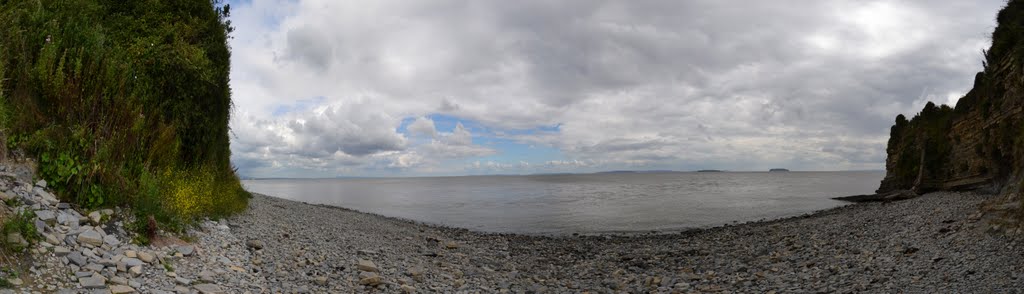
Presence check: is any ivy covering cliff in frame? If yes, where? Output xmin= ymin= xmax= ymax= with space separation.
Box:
xmin=878 ymin=0 xmax=1024 ymax=205
xmin=0 ymin=0 xmax=248 ymax=239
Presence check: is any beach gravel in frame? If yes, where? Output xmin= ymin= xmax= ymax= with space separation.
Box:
xmin=3 ymin=161 xmax=1022 ymax=293
xmin=227 ymin=191 xmax=1023 ymax=293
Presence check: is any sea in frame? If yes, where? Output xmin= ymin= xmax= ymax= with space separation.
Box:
xmin=242 ymin=171 xmax=884 ymax=235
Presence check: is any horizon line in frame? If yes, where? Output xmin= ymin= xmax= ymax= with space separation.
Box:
xmin=241 ymin=169 xmax=886 ymax=180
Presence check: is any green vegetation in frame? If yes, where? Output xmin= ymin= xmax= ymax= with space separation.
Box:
xmin=0 ymin=0 xmax=249 ymax=240
xmin=886 ymin=102 xmax=956 ymax=190
xmin=1 ymin=210 xmax=38 ymax=253
xmin=0 ymin=267 xmax=14 ymax=288
xmin=986 ymin=0 xmax=1024 ymax=72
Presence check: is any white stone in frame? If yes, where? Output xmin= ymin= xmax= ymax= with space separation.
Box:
xmin=88 ymin=211 xmax=102 ymax=224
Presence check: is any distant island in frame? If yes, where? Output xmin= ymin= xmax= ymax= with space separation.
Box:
xmin=697 ymin=169 xmax=724 ymax=172
xmin=769 ymin=168 xmax=790 ymax=172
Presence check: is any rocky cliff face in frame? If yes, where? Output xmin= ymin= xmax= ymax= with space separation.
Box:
xmin=878 ymin=1 xmax=1024 ymax=198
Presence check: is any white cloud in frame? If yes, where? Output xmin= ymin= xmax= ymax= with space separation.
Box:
xmin=227 ymin=0 xmax=1005 ymax=177
xmin=407 ymin=117 xmax=437 ymax=138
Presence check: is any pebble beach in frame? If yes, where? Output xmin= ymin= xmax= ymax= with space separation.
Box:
xmin=3 ymin=174 xmax=1023 ymax=293
xmin=230 ymin=192 xmax=1023 ymax=293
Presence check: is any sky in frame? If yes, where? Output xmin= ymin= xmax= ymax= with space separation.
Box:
xmin=225 ymin=0 xmax=1006 ymax=178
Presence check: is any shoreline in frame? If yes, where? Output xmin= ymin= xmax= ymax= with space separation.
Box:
xmin=297 ymin=193 xmax=855 ymax=238
xmin=228 ymin=190 xmax=1024 ymax=292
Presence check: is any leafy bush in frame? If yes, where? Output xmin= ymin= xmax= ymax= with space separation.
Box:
xmin=0 ymin=0 xmax=249 ymax=236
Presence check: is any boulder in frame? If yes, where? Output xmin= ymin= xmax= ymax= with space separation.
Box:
xmin=68 ymin=251 xmax=88 ymax=266
xmin=44 ymin=233 xmax=60 ymax=245
xmin=5 ymin=232 xmax=26 ymax=247
xmin=33 ymin=219 xmax=46 ymax=234
xmin=177 ymin=245 xmax=195 ymax=256
xmin=357 ymin=259 xmax=379 ymax=272
xmin=193 ymin=283 xmax=227 ymax=294
xmin=110 ymin=285 xmax=137 ymax=294
xmin=88 ymin=211 xmax=102 ymax=224
xmin=79 ymin=276 xmax=106 ymax=289
xmin=7 ymin=278 xmax=22 ymax=286
xmin=137 ymin=251 xmax=155 ymax=264
xmin=359 ymin=272 xmax=382 ymax=286
xmin=122 ymin=257 xmax=144 ymax=267
xmin=129 ymin=265 xmax=143 ymax=277
xmin=54 ymin=246 xmax=71 ymax=256
xmin=35 ymin=210 xmax=56 ymax=225
xmin=245 ymin=240 xmax=265 ymax=250
xmin=35 ymin=188 xmax=58 ymax=204
xmin=407 ymin=266 xmax=425 ymax=282
xmin=104 ymin=234 xmax=120 ymax=247
xmin=110 ymin=276 xmax=128 ymax=285
xmin=77 ymin=230 xmax=103 ymax=247
xmin=198 ymin=270 xmax=216 ymax=283
xmin=313 ymin=276 xmax=328 ymax=286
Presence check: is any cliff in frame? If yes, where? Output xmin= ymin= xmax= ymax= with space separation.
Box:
xmin=878 ymin=1 xmax=1024 ymax=202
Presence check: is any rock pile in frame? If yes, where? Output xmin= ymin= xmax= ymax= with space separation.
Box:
xmin=0 ymin=168 xmax=262 ymax=293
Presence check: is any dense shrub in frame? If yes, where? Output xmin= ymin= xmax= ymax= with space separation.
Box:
xmin=0 ymin=0 xmax=248 ymax=236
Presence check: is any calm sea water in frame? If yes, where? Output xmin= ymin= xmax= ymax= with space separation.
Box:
xmin=242 ymin=171 xmax=883 ymax=234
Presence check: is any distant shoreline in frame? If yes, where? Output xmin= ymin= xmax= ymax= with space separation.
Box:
xmin=241 ymin=169 xmax=886 ymax=180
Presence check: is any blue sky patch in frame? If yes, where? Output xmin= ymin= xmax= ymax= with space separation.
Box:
xmin=397 ymin=114 xmax=564 ymax=167
xmin=271 ymin=96 xmax=325 ymax=117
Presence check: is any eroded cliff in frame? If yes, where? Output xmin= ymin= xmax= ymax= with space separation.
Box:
xmin=878 ymin=1 xmax=1024 ymax=201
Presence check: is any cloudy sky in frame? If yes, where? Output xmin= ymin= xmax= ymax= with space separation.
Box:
xmin=225 ymin=0 xmax=1005 ymax=178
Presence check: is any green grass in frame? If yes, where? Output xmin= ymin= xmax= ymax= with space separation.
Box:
xmin=0 ymin=0 xmax=249 ymax=239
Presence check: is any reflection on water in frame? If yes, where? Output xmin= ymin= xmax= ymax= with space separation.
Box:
xmin=243 ymin=171 xmax=883 ymax=234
